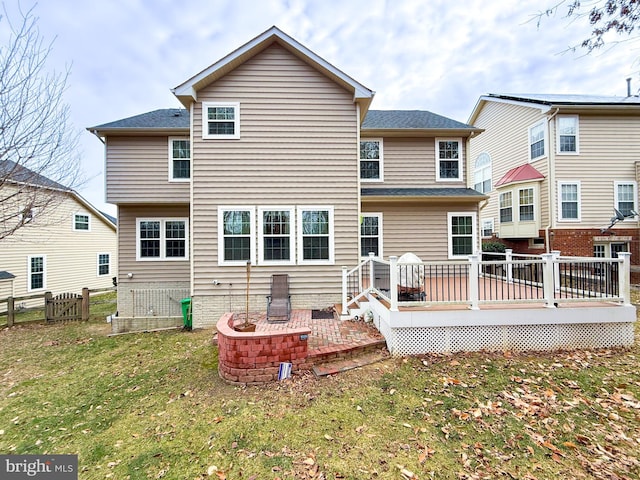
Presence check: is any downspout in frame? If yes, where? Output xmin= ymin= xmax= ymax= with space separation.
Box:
xmin=545 ymin=108 xmax=560 ymax=252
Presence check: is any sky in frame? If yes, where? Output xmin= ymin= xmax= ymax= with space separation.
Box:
xmin=2 ymin=0 xmax=639 ymax=217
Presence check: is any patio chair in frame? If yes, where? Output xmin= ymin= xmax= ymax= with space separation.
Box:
xmin=266 ymin=274 xmax=291 ymax=323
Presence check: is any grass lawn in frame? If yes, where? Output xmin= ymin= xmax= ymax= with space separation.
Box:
xmin=0 ymin=293 xmax=638 ymax=479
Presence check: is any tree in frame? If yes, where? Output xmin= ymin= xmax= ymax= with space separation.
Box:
xmin=0 ymin=4 xmax=82 ymax=239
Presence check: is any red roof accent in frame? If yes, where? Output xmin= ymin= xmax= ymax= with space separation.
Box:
xmin=495 ymin=164 xmax=545 ymax=187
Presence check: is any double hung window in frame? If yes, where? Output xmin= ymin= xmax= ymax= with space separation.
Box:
xmin=436 ymin=138 xmax=462 ymax=181
xmin=137 ymin=218 xmax=188 ymax=260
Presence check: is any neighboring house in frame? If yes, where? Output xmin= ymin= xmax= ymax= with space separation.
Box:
xmin=0 ymin=160 xmax=117 ymax=307
xmin=468 ymin=93 xmax=640 ymax=272
xmin=89 ymin=26 xmax=486 ymax=330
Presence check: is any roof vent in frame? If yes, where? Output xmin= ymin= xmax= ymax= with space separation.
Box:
xmin=627 ymin=77 xmax=632 ymax=97
xmin=173 ymin=111 xmax=181 ymax=117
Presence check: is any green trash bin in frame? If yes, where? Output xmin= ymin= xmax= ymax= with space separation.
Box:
xmin=180 ymin=298 xmax=192 ymax=331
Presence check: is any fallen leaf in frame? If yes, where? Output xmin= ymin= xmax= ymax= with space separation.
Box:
xmin=324 ymin=434 xmax=334 ymax=441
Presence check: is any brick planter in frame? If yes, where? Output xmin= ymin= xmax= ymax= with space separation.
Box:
xmin=216 ymin=313 xmax=312 ymax=384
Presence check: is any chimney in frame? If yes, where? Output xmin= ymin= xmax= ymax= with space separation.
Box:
xmin=627 ymin=77 xmax=632 ymax=97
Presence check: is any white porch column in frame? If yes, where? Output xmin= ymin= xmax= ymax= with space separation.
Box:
xmin=389 ymin=255 xmax=399 ymax=312
xmin=617 ymin=252 xmax=632 ymax=306
xmin=551 ymin=250 xmax=561 ymax=293
xmin=369 ymin=252 xmax=376 ymax=291
xmin=468 ymin=254 xmax=480 ymax=310
xmin=505 ymin=249 xmax=513 ymax=284
xmin=541 ymin=253 xmax=556 ymax=308
xmin=341 ymin=266 xmax=349 ymax=318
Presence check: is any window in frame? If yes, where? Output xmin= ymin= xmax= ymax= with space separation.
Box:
xmin=436 ymin=138 xmax=462 ymax=181
xmin=519 ymin=188 xmax=534 ymax=221
xmin=558 ymin=182 xmax=580 ymax=221
xmin=19 ymin=206 xmax=35 ymax=224
xmin=481 ymin=218 xmax=494 ymax=238
xmin=473 ymin=152 xmax=492 ymax=193
xmin=97 ymin=253 xmax=111 ymax=276
xmin=615 ymin=181 xmax=636 ymax=217
xmin=169 ymin=137 xmax=190 ymax=180
xmin=499 ymin=192 xmax=512 ymax=223
xmin=28 ymin=255 xmax=45 ymax=291
xmin=298 ymin=207 xmax=334 ymax=264
xmin=136 ymin=218 xmax=188 ymax=260
xmin=361 ymin=213 xmax=382 ymax=257
xmin=202 ymin=102 xmax=240 ymax=139
xmin=258 ymin=208 xmax=294 ymax=264
xmin=528 ymin=120 xmax=546 ymax=160
xmin=556 ymin=115 xmax=579 ymax=154
xmin=448 ymin=213 xmax=476 ymax=259
xmin=359 ymin=139 xmax=383 ymax=181
xmin=74 ymin=213 xmax=90 ymax=231
xmin=218 ymin=208 xmax=255 ymax=265
xmin=593 ymin=244 xmax=606 ymax=258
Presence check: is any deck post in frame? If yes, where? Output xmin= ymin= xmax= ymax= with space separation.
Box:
xmin=341 ymin=266 xmax=349 ymax=318
xmin=617 ymin=252 xmax=632 ymax=306
xmin=505 ymin=249 xmax=513 ymax=283
xmin=389 ymin=256 xmax=399 ymax=311
xmin=541 ymin=253 xmax=556 ymax=308
xmin=551 ymin=250 xmax=561 ymax=293
xmin=369 ymin=252 xmax=376 ymax=291
xmin=468 ymin=254 xmax=480 ymax=310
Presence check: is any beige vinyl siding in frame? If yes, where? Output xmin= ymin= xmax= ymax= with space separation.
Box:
xmin=106 ymin=136 xmax=190 ymax=204
xmin=116 ymin=204 xmax=190 ymax=284
xmin=0 ymin=188 xmax=117 ymax=304
xmin=191 ymin=43 xmax=360 ymax=300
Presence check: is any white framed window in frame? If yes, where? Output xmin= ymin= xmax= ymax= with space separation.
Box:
xmin=473 ymin=152 xmax=492 ymax=193
xmin=136 ymin=218 xmax=189 ymax=261
xmin=202 ymin=102 xmax=240 ymax=139
xmin=19 ymin=206 xmax=35 ymax=224
xmin=499 ymin=191 xmax=512 ymax=223
xmin=360 ymin=213 xmax=383 ymax=258
xmin=168 ymin=137 xmax=190 ymax=181
xmin=519 ymin=187 xmax=535 ymax=221
xmin=27 ymin=255 xmax=46 ymax=291
xmin=360 ymin=139 xmax=383 ymax=181
xmin=218 ymin=207 xmax=255 ymax=265
xmin=481 ymin=218 xmax=494 ymax=238
xmin=73 ymin=213 xmax=90 ymax=231
xmin=528 ymin=120 xmax=547 ymax=161
xmin=615 ymin=181 xmax=637 ymax=217
xmin=558 ymin=181 xmax=581 ymax=221
xmin=298 ymin=207 xmax=334 ymax=264
xmin=556 ymin=115 xmax=579 ymax=154
xmin=258 ymin=207 xmax=295 ymax=265
xmin=447 ymin=213 xmax=476 ymax=259
xmin=435 ymin=138 xmax=463 ymax=181
xmin=97 ymin=253 xmax=111 ymax=276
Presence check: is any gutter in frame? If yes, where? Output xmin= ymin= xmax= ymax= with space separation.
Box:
xmin=89 ymin=129 xmax=105 ymax=145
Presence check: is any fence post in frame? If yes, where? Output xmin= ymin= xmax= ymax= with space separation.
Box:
xmin=541 ymin=254 xmax=556 ymax=308
xmin=369 ymin=252 xmax=376 ymax=291
xmin=341 ymin=266 xmax=349 ymax=319
xmin=505 ymin=249 xmax=513 ymax=284
xmin=44 ymin=291 xmax=52 ymax=322
xmin=82 ymin=287 xmax=90 ymax=320
xmin=617 ymin=252 xmax=631 ymax=306
xmin=7 ymin=297 xmax=14 ymax=327
xmin=468 ymin=254 xmax=480 ymax=310
xmin=551 ymin=250 xmax=561 ymax=293
xmin=389 ymin=256 xmax=399 ymax=312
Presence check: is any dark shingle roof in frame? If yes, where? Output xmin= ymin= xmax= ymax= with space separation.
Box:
xmin=0 ymin=159 xmax=69 ymax=190
xmin=89 ymin=109 xmax=189 ymax=130
xmin=362 ymin=110 xmax=476 ymax=130
xmin=100 ymin=211 xmax=117 ymax=226
xmin=487 ymin=93 xmax=640 ymax=106
xmin=361 ymin=187 xmax=486 ymax=198
xmin=0 ymin=271 xmax=16 ymax=280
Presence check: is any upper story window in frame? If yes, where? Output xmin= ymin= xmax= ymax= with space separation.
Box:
xmin=202 ymin=102 xmax=240 ymax=140
xmin=169 ymin=137 xmax=190 ymax=181
xmin=258 ymin=208 xmax=295 ymax=265
xmin=519 ymin=188 xmax=535 ymax=221
xmin=528 ymin=120 xmax=546 ymax=161
xmin=481 ymin=218 xmax=494 ymax=238
xmin=499 ymin=191 xmax=512 ymax=223
xmin=448 ymin=213 xmax=475 ymax=259
xmin=556 ymin=115 xmax=579 ymax=154
xmin=218 ymin=207 xmax=255 ymax=265
xmin=473 ymin=152 xmax=492 ymax=193
xmin=298 ymin=207 xmax=334 ymax=264
xmin=615 ymin=181 xmax=637 ymax=217
xmin=558 ymin=181 xmax=581 ymax=221
xmin=360 ymin=213 xmax=382 ymax=257
xmin=74 ymin=213 xmax=90 ymax=231
xmin=360 ymin=139 xmax=383 ymax=181
xmin=137 ymin=218 xmax=189 ymax=261
xmin=436 ymin=138 xmax=462 ymax=181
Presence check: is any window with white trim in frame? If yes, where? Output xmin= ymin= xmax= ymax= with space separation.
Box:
xmin=28 ymin=255 xmax=45 ymax=291
xmin=136 ymin=218 xmax=188 ymax=260
xmin=202 ymin=102 xmax=240 ymax=139
xmin=556 ymin=115 xmax=579 ymax=154
xmin=360 ymin=139 xmax=383 ymax=181
xmin=519 ymin=187 xmax=534 ymax=221
xmin=298 ymin=207 xmax=334 ymax=264
xmin=19 ymin=206 xmax=35 ymax=224
xmin=258 ymin=208 xmax=295 ymax=264
xmin=448 ymin=213 xmax=476 ymax=259
xmin=473 ymin=152 xmax=491 ymax=193
xmin=615 ymin=181 xmax=636 ymax=217
xmin=499 ymin=191 xmax=512 ymax=223
xmin=360 ymin=213 xmax=382 ymax=257
xmin=558 ymin=181 xmax=580 ymax=221
xmin=169 ymin=137 xmax=190 ymax=180
xmin=481 ymin=218 xmax=494 ymax=238
xmin=435 ymin=138 xmax=462 ymax=181
xmin=97 ymin=253 xmax=111 ymax=276
xmin=528 ymin=120 xmax=546 ymax=160
xmin=218 ymin=207 xmax=255 ymax=265
xmin=74 ymin=213 xmax=90 ymax=231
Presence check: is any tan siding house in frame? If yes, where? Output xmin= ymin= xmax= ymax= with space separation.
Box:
xmin=90 ymin=27 xmax=486 ymax=330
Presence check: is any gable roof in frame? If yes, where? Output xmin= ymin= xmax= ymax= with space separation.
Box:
xmin=171 ymin=26 xmax=375 ymax=119
xmin=495 ymin=164 xmax=545 ymax=187
xmin=362 ymin=110 xmax=481 ymax=135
